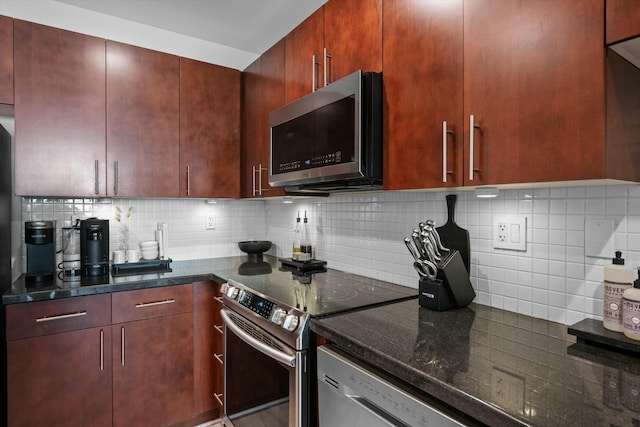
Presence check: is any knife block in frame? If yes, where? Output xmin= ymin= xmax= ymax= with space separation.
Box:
xmin=419 ymin=278 xmax=456 ymax=311
xmin=418 ymin=250 xmax=476 ymax=311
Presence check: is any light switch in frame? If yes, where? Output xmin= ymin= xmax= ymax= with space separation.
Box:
xmin=510 ymin=224 xmax=520 ymax=243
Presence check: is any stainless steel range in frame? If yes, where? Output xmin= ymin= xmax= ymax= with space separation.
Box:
xmin=218 ymin=256 xmax=416 ymax=427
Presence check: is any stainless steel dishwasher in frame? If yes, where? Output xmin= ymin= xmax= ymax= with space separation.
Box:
xmin=317 ymin=345 xmax=469 ymax=427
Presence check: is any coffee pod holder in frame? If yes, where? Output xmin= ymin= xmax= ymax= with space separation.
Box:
xmin=419 ymin=250 xmax=476 ymax=311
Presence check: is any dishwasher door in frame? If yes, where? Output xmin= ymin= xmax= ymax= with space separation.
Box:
xmin=317 ymin=345 xmax=466 ymax=427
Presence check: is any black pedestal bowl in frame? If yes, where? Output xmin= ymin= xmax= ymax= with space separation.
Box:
xmin=238 ymin=240 xmax=272 ymax=261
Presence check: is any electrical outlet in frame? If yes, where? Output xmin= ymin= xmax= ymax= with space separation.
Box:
xmin=205 ymin=214 xmax=215 ymax=230
xmin=493 ymin=215 xmax=526 ymax=251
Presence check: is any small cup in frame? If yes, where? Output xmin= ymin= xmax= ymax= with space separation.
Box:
xmin=112 ymin=250 xmax=126 ymax=264
xmin=126 ymin=249 xmax=141 ymax=263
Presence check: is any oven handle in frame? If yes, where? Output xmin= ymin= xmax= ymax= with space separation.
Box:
xmin=220 ymin=309 xmax=297 ymax=368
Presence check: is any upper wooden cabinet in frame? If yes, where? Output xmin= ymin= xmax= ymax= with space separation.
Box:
xmin=180 ymin=58 xmax=241 ymax=198
xmin=242 ymin=41 xmax=287 ymax=198
xmin=383 ymin=0 xmax=464 ymax=190
xmin=606 ymin=0 xmax=640 ymax=44
xmin=106 ymin=41 xmax=180 ymax=198
xmin=284 ymin=0 xmax=381 ymax=103
xmin=284 ymin=8 xmax=324 ymax=103
xmin=324 ymin=0 xmax=382 ymax=84
xmin=385 ymin=0 xmax=608 ymax=190
xmin=0 ymin=15 xmax=13 ymax=105
xmin=14 ymin=20 xmax=107 ymax=197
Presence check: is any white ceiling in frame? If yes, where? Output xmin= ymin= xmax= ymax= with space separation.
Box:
xmin=53 ymin=0 xmax=326 ymax=56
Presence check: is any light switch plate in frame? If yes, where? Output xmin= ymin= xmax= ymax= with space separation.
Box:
xmin=493 ymin=215 xmax=527 ymax=251
xmin=585 ymin=219 xmax=614 ymax=258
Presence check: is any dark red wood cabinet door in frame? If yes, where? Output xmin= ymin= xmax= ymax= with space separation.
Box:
xmin=14 ymin=20 xmax=106 ymax=197
xmin=106 ymin=41 xmax=180 ymax=198
xmin=606 ymin=0 xmax=640 ymax=45
xmin=0 ymin=15 xmax=13 ymax=105
xmin=112 ymin=313 xmax=194 ymax=427
xmin=180 ymin=58 xmax=241 ymax=198
xmin=284 ymin=7 xmax=324 ymax=103
xmin=193 ymin=281 xmax=223 ymax=416
xmin=242 ymin=58 xmax=263 ymax=198
xmin=463 ymin=0 xmax=604 ymax=185
xmin=7 ymin=327 xmax=113 ymax=427
xmin=324 ymin=0 xmax=382 ymax=84
xmin=383 ymin=0 xmax=463 ymax=190
xmin=259 ymin=40 xmax=286 ymax=197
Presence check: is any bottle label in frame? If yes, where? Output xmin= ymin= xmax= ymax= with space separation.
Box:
xmin=604 ymin=281 xmax=631 ymax=326
xmin=623 ymin=298 xmax=640 ymax=338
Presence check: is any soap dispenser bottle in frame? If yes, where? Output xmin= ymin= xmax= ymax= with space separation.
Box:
xmin=622 ymin=269 xmax=640 ymax=341
xmin=603 ymin=251 xmax=634 ymax=332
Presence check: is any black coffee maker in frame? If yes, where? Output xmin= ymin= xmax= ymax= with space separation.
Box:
xmin=80 ymin=218 xmax=110 ymax=276
xmin=25 ymin=220 xmax=56 ymax=282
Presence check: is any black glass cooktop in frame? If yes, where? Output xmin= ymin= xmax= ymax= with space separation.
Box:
xmin=218 ymin=255 xmax=417 ymax=318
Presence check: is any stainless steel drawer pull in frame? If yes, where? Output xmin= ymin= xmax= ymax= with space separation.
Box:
xmin=186 ymin=165 xmax=191 ymax=196
xmin=469 ymin=115 xmax=481 ymax=181
xmin=214 ymin=393 xmax=223 ymax=407
xmin=100 ymin=329 xmax=104 ymax=371
xmin=135 ymin=299 xmax=176 ymax=308
xmin=214 ymin=325 xmax=223 ymax=334
xmin=121 ymin=327 xmax=125 ymax=366
xmin=442 ymin=121 xmax=454 ymax=183
xmin=213 ymin=296 xmax=223 ymax=304
xmin=214 ymin=353 xmax=223 ymax=365
xmin=35 ymin=311 xmax=87 ymax=323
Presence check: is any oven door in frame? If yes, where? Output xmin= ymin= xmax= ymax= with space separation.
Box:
xmin=221 ymin=308 xmax=309 ymax=427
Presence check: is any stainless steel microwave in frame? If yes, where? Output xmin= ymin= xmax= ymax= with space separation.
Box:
xmin=269 ymin=70 xmax=382 ymax=193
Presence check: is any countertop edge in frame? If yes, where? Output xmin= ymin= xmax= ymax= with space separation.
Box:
xmin=311 ymin=319 xmax=530 ymax=427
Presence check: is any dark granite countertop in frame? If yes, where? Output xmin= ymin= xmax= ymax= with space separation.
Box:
xmin=3 ymin=256 xmax=249 ymax=304
xmin=311 ymin=300 xmax=640 ymax=427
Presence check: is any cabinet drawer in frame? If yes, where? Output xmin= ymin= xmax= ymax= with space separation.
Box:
xmin=6 ymin=293 xmax=111 ymax=340
xmin=112 ymin=284 xmax=193 ymax=323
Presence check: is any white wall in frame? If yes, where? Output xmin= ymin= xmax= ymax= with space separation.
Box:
xmin=20 ymin=184 xmax=640 ymax=326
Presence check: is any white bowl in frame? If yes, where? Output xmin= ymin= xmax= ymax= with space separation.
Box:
xmin=141 ymin=252 xmax=159 ymax=260
xmin=140 ymin=241 xmax=158 ymax=249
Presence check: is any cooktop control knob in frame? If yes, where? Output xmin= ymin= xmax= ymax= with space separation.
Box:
xmin=271 ymin=308 xmax=286 ymax=325
xmin=237 ymin=289 xmax=246 ymax=302
xmin=226 ymin=286 xmax=239 ymax=300
xmin=282 ymin=314 xmax=299 ymax=331
xmin=220 ymin=283 xmax=229 ymax=294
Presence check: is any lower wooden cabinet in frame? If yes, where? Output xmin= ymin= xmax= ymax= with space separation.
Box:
xmin=6 ymin=294 xmax=113 ymax=427
xmin=193 ymin=280 xmax=224 ymax=418
xmin=5 ymin=282 xmax=225 ymax=427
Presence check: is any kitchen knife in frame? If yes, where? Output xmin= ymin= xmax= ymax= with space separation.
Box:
xmin=421 ymin=229 xmax=441 ymax=258
xmin=427 ymin=219 xmax=450 ymax=252
xmin=403 ymin=237 xmax=422 ymax=262
xmin=411 ymin=230 xmax=427 ymax=260
xmin=423 ymin=238 xmax=441 ymax=263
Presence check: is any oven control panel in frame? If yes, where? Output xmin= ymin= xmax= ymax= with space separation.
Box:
xmin=222 ymin=283 xmax=301 ymax=332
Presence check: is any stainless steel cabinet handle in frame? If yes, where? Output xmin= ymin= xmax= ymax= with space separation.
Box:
xmin=214 ymin=353 xmax=223 ymax=365
xmin=214 ymin=325 xmax=223 ymax=334
xmin=323 ymin=48 xmax=332 ymax=87
xmin=100 ymin=329 xmax=104 ymax=371
xmin=312 ymin=54 xmax=317 ymax=92
xmin=35 ymin=311 xmax=87 ymax=323
xmin=469 ymin=115 xmax=480 ymax=181
xmin=442 ymin=121 xmax=454 ymax=183
xmin=121 ymin=327 xmax=125 ymax=366
xmin=114 ymin=161 xmax=119 ymax=195
xmin=213 ymin=393 xmax=223 ymax=407
xmin=186 ymin=165 xmax=191 ymax=196
xmin=94 ymin=160 xmax=100 ymax=195
xmin=213 ymin=296 xmax=223 ymax=304
xmin=252 ymin=165 xmax=257 ymax=196
xmin=135 ymin=299 xmax=175 ymax=308
xmin=258 ymin=163 xmax=263 ymax=196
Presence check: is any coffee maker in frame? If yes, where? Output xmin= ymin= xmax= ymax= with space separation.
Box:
xmin=80 ymin=218 xmax=110 ymax=276
xmin=25 ymin=221 xmax=56 ymax=282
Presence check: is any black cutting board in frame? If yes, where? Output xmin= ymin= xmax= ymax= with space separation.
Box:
xmin=436 ymin=194 xmax=470 ymax=276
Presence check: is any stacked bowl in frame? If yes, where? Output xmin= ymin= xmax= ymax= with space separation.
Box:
xmin=140 ymin=241 xmax=159 ymax=260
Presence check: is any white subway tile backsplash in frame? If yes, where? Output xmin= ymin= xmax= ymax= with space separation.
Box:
xmin=19 ymin=183 xmax=640 ymax=326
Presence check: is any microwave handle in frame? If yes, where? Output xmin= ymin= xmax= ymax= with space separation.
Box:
xmin=221 ymin=309 xmax=296 ymax=367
